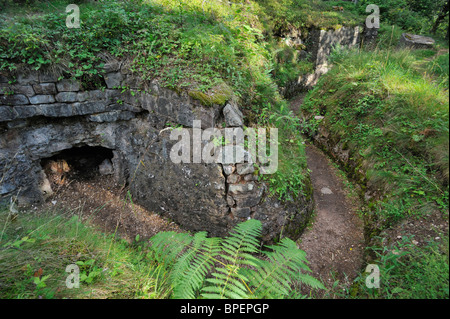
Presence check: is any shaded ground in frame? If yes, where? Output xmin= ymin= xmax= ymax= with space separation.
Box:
xmin=289 ymin=92 xmax=307 ymax=117
xmin=290 ymin=94 xmax=365 ymax=297
xmin=298 ymin=143 xmax=365 ymax=297
xmin=37 ymin=171 xmax=180 ymax=243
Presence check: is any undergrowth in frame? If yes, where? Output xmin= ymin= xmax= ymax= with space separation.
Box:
xmin=0 ymin=208 xmax=165 ymax=299
xmin=0 ymin=208 xmax=323 ymax=299
xmin=300 ymin=41 xmax=449 ymax=299
xmin=302 ymin=47 xmax=449 ymax=224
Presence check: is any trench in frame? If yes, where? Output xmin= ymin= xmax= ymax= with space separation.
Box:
xmin=290 ymin=94 xmax=366 ymax=297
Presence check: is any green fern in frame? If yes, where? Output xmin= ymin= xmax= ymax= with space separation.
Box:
xmin=202 ymin=220 xmax=262 ymax=299
xmin=245 ymin=238 xmax=324 ymax=298
xmin=171 ymin=232 xmax=222 ymax=299
xmin=149 ymin=219 xmax=324 ymax=299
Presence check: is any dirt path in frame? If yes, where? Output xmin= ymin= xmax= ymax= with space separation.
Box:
xmin=290 ymin=95 xmax=365 ymax=297
xmin=299 ymin=144 xmax=365 ymax=297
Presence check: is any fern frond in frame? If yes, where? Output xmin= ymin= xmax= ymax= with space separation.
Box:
xmin=149 ymin=219 xmax=323 ymax=300
xmin=172 ymin=233 xmax=222 ymax=299
xmin=297 ymin=273 xmax=324 ymax=290
xmin=169 ymin=232 xmax=208 ymax=295
xmin=248 ymin=238 xmax=325 ymax=298
xmin=150 ymin=231 xmax=193 ymax=266
xmin=202 ymin=268 xmax=250 ymax=299
xmin=222 ymin=219 xmax=261 ymax=264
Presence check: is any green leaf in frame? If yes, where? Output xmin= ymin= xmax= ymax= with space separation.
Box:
xmin=149 ymin=219 xmax=321 ymax=299
xmin=80 ymin=273 xmax=88 ymax=282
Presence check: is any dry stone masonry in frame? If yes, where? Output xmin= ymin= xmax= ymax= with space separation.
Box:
xmin=0 ymin=64 xmax=314 ymax=242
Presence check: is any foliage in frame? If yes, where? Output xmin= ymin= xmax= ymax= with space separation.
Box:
xmin=302 ymin=47 xmax=449 ymax=224
xmin=270 ymin=40 xmax=314 ymax=88
xmin=0 ymin=209 xmax=168 ymax=299
xmin=0 ymin=0 xmax=266 ymax=106
xmin=353 ymin=235 xmax=449 ymax=299
xmin=150 ymin=219 xmax=323 ymax=299
xmin=427 ymin=52 xmax=449 ymax=86
xmin=256 ymin=0 xmax=362 ymax=32
xmin=357 ymin=0 xmax=449 ymax=37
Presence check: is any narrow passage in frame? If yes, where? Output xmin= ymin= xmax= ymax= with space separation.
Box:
xmin=292 ymin=96 xmax=365 ymax=297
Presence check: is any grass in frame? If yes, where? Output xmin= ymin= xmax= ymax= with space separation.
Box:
xmin=302 ymin=46 xmax=449 ymax=224
xmin=300 ymin=38 xmax=449 ymax=299
xmin=0 ymin=0 xmax=318 ymax=200
xmin=0 ymin=207 xmax=171 ymax=299
xmin=351 ymin=235 xmax=449 ymax=299
xmin=0 ymin=0 xmax=363 ymax=106
xmin=0 ymin=0 xmax=266 ymax=103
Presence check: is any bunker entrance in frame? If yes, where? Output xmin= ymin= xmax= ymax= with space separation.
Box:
xmin=40 ymin=146 xmax=115 ymax=188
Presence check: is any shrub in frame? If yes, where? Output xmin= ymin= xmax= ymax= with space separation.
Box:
xmin=150 ymin=219 xmax=324 ymax=299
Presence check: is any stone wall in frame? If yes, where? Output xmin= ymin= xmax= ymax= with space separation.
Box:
xmin=0 ymin=64 xmax=314 ymax=242
xmin=280 ymin=25 xmax=361 ymax=98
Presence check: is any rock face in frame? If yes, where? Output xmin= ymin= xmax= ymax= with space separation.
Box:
xmin=281 ymin=25 xmax=361 ymax=98
xmin=223 ymin=103 xmax=244 ymax=127
xmin=99 ymin=159 xmax=114 ymax=175
xmin=362 ymin=26 xmax=379 ymax=48
xmin=399 ymin=33 xmax=435 ymax=49
xmin=0 ymin=65 xmax=314 ymax=242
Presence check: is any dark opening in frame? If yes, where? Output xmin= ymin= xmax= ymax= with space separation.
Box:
xmin=40 ymin=146 xmax=114 ymax=181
